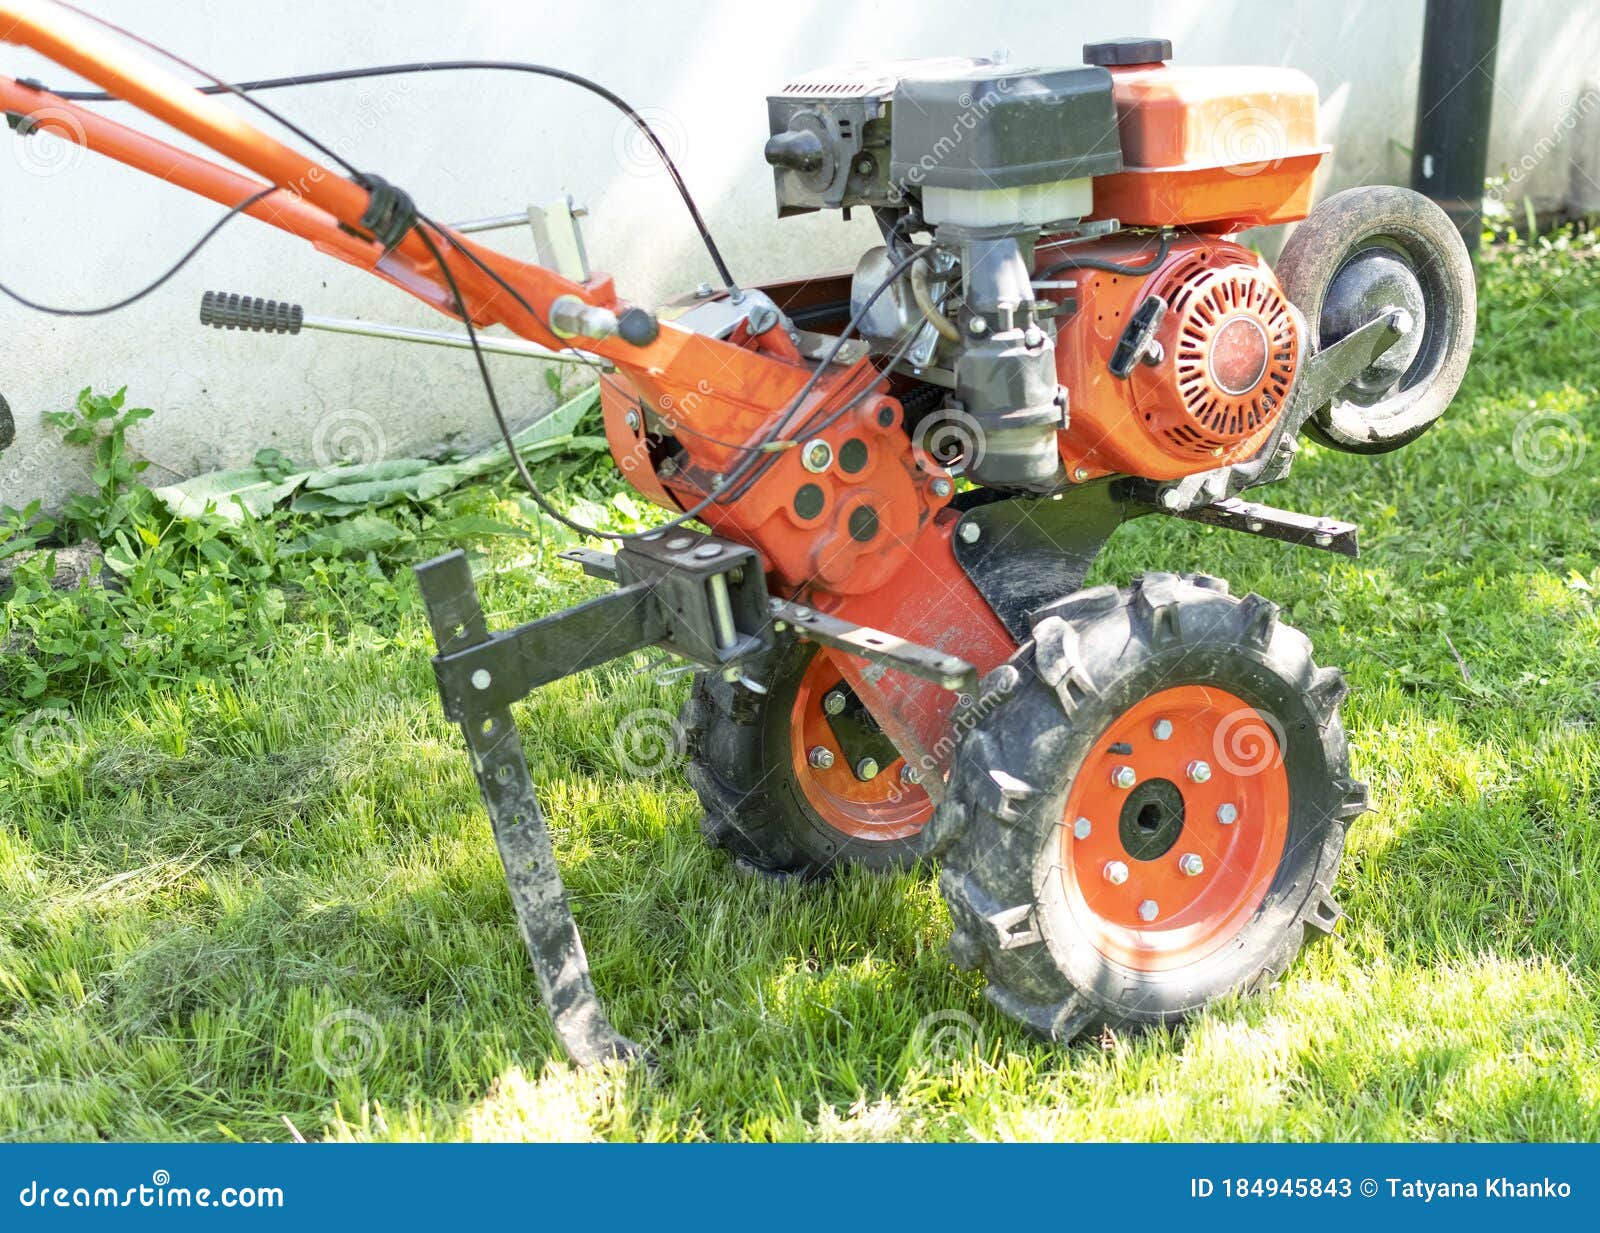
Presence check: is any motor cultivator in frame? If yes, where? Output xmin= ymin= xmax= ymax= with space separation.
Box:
xmin=3 ymin=7 xmax=1475 ymax=1064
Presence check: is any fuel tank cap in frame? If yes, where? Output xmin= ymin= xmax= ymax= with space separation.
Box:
xmin=1083 ymin=37 xmax=1172 ymax=66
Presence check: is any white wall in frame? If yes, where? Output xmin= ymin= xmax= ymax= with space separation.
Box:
xmin=4 ymin=0 xmax=1596 ymax=508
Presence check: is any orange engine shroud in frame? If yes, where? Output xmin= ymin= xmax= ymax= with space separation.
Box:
xmin=1051 ymin=234 xmax=1300 ymax=483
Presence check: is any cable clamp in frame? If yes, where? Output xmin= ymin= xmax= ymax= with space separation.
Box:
xmin=352 ymin=172 xmax=417 ymax=252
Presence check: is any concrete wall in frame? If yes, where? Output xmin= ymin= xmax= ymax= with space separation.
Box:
xmin=4 ymin=0 xmax=1597 ymax=509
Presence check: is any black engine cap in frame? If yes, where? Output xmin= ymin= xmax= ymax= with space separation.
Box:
xmin=1083 ymin=37 xmax=1172 ymax=66
xmin=617 ymin=306 xmax=660 ymax=347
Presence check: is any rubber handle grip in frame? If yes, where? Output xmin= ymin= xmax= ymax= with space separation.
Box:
xmin=199 ymin=290 xmax=303 ymax=334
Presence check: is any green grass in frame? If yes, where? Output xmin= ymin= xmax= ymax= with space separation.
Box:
xmin=2 ymin=233 xmax=1598 ymax=1142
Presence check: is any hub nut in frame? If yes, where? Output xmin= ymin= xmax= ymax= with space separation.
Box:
xmin=1178 ymin=853 xmax=1205 ymax=877
xmin=1217 ymin=802 xmax=1238 ymax=825
xmin=823 ymin=690 xmax=847 ymax=716
xmin=1103 ymin=860 xmax=1130 ymax=885
xmin=855 ymin=756 xmax=880 ymax=781
xmin=1186 ymin=759 xmax=1212 ymax=784
xmin=1072 ymin=816 xmax=1092 ymax=840
xmin=1111 ymin=765 xmax=1137 ymax=790
xmin=1137 ymin=899 xmax=1160 ymax=922
xmin=808 ymin=746 xmax=835 ymax=770
xmin=1151 ymin=718 xmax=1173 ymax=741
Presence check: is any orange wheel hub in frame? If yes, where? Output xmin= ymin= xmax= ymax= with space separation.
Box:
xmin=788 ymin=653 xmax=931 ymax=841
xmin=1059 ymin=684 xmax=1289 ymax=971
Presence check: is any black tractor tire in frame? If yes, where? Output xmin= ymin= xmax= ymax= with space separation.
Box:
xmin=680 ymin=640 xmax=926 ymax=879
xmin=1276 ymin=185 xmax=1476 ymax=454
xmin=926 ymin=573 xmax=1368 ymax=1041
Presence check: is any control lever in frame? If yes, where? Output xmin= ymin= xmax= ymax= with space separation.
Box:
xmin=197 ymin=291 xmax=609 ymax=367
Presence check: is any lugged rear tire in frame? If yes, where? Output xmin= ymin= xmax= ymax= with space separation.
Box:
xmin=927 ymin=573 xmax=1368 ymax=1041
xmin=680 ymin=640 xmax=931 ymax=879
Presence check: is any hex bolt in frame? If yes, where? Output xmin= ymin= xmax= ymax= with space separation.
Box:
xmin=1137 ymin=899 xmax=1160 ymax=922
xmin=1111 ymin=765 xmax=1137 ymax=790
xmin=801 ymin=439 xmax=833 ymax=473
xmin=694 ymin=281 xmax=714 ymax=299
xmin=1179 ymin=853 xmax=1205 ymax=877
xmin=931 ymin=477 xmax=953 ymax=498
xmin=1104 ymin=860 xmax=1130 ymax=885
xmin=624 ymin=409 xmax=640 ymax=431
xmin=855 ymin=756 xmax=880 ymax=781
xmin=1072 ymin=467 xmax=1090 ymax=482
xmin=1217 ymin=802 xmax=1238 ymax=825
xmin=1072 ymin=816 xmax=1092 ymax=840
xmin=901 ymin=763 xmax=923 ymax=786
xmin=808 ymin=746 xmax=835 ymax=770
xmin=958 ymin=521 xmax=981 ymax=544
xmin=471 ymin=669 xmax=493 ymax=691
xmin=1151 ymin=718 xmax=1173 ymax=741
xmin=1186 ymin=759 xmax=1212 ymax=784
xmin=823 ymin=690 xmax=847 ymax=716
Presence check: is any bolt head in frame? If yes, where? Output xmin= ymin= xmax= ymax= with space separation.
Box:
xmin=1103 ymin=860 xmax=1129 ymax=885
xmin=807 ymin=746 xmax=835 ymax=770
xmin=1186 ymin=759 xmax=1212 ymax=784
xmin=958 ymin=521 xmax=981 ymax=544
xmin=470 ymin=669 xmax=493 ymax=691
xmin=1072 ymin=467 xmax=1090 ymax=482
xmin=855 ymin=756 xmax=880 ymax=781
xmin=1151 ymin=718 xmax=1173 ymax=741
xmin=900 ymin=763 xmax=923 ymax=786
xmin=1072 ymin=816 xmax=1092 ymax=840
xmin=1137 ymin=899 xmax=1159 ymax=922
xmin=1179 ymin=853 xmax=1205 ymax=877
xmin=624 ymin=409 xmax=640 ymax=430
xmin=1111 ymin=765 xmax=1137 ymax=790
xmin=1217 ymin=802 xmax=1238 ymax=825
xmin=801 ymin=439 xmax=833 ymax=473
xmin=823 ymin=690 xmax=847 ymax=716
xmin=695 ymin=281 xmax=715 ymax=298
xmin=931 ymin=477 xmax=953 ymax=498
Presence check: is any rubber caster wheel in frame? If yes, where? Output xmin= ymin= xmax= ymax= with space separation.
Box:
xmin=680 ymin=639 xmax=931 ymax=879
xmin=1276 ymin=185 xmax=1476 ymax=454
xmin=929 ymin=573 xmax=1369 ymax=1040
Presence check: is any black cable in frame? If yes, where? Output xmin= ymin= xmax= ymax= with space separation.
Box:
xmin=1036 ymin=230 xmax=1171 ymax=281
xmin=0 ymin=187 xmax=277 ymax=317
xmin=52 ymin=1 xmax=359 ymax=176
xmin=46 ymin=57 xmax=735 ymax=290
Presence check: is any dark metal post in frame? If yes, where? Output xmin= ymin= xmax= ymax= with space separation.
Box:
xmin=1411 ymin=0 xmax=1502 ymax=253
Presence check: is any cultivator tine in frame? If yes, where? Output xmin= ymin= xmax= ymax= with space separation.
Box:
xmin=415 ymin=552 xmax=643 ymax=1066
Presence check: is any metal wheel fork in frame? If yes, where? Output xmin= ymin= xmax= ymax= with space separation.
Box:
xmin=415 ymin=552 xmax=642 ymax=1066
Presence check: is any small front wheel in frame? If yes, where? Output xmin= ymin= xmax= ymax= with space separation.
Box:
xmin=931 ymin=573 xmax=1367 ymax=1040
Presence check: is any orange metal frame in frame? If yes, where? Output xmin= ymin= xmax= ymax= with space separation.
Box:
xmin=0 ymin=0 xmax=1019 ymax=778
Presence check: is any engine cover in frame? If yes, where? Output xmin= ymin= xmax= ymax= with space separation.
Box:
xmin=1054 ymin=236 xmax=1299 ymax=481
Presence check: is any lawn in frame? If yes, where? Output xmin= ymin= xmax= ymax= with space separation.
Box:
xmin=1 ymin=232 xmax=1597 ymax=1142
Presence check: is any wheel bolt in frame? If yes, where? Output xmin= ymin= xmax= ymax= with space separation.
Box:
xmin=808 ymin=746 xmax=834 ymax=770
xmin=1179 ymin=853 xmax=1205 ymax=877
xmin=1103 ymin=860 xmax=1129 ymax=885
xmin=1217 ymin=802 xmax=1238 ymax=825
xmin=1186 ymin=759 xmax=1212 ymax=783
xmin=1137 ymin=899 xmax=1159 ymax=922
xmin=855 ymin=756 xmax=880 ymax=781
xmin=1151 ymin=718 xmax=1173 ymax=741
xmin=823 ymin=690 xmax=847 ymax=716
xmin=1111 ymin=765 xmax=1137 ymax=789
xmin=1072 ymin=816 xmax=1092 ymax=840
